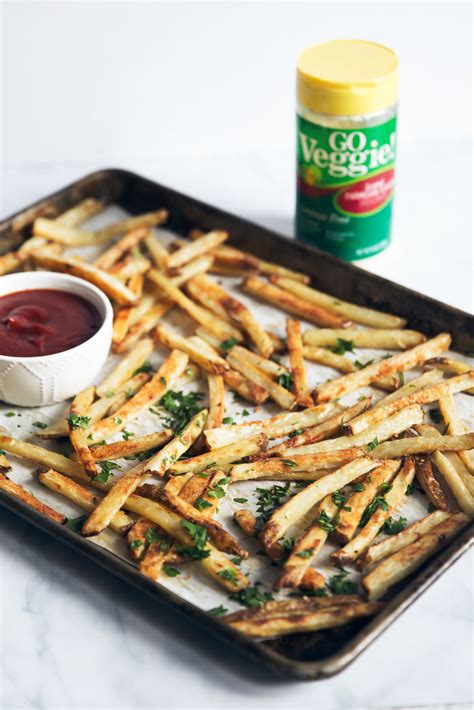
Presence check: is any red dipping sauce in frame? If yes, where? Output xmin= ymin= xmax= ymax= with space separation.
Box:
xmin=0 ymin=289 xmax=102 ymax=357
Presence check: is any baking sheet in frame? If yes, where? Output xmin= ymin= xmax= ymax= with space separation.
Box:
xmin=1 ymin=204 xmax=473 ymax=620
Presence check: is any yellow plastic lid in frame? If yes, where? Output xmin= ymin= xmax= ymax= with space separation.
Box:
xmin=297 ymin=40 xmax=399 ymax=116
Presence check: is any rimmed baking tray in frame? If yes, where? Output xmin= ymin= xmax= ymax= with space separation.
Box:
xmin=0 ymin=168 xmax=472 ymax=680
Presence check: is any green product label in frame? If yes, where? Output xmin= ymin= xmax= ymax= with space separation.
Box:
xmin=295 ymin=114 xmax=397 ymax=260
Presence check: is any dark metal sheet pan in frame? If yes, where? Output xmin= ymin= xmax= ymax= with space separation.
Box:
xmin=0 ymin=168 xmax=472 ymax=680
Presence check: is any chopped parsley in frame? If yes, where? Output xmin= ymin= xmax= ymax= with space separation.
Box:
xmin=159 ymin=376 xmax=167 ymax=385
xmin=316 ymin=509 xmax=338 ymax=533
xmin=406 ymin=483 xmax=415 ymax=495
xmin=332 ymin=491 xmax=351 ymax=511
xmin=295 ymin=547 xmax=314 ymax=559
xmin=158 ymin=390 xmax=204 ymax=434
xmin=233 ymin=497 xmax=248 ymax=504
xmin=254 ymin=482 xmax=291 ymax=532
xmin=230 ymin=584 xmax=273 ymax=608
xmin=359 ymin=495 xmax=389 ymax=528
xmin=277 ymin=373 xmax=293 ymax=390
xmin=207 ymin=476 xmax=230 ymax=499
xmin=383 ymin=516 xmax=407 ymax=535
xmin=429 ymin=408 xmax=443 ymax=424
xmin=208 ymin=605 xmax=228 ymax=616
xmin=5 ymin=412 xmax=15 ymax=418
xmin=351 ymin=482 xmax=365 ymax=492
xmin=133 ymin=360 xmax=154 ymax=375
xmin=220 ymin=338 xmax=239 ymax=351
xmin=279 ymin=537 xmax=294 ymax=555
xmin=176 ymin=545 xmax=210 ymax=561
xmin=367 ymin=437 xmax=379 ymax=452
xmin=332 ymin=338 xmax=354 ymax=355
xmin=144 ymin=528 xmax=170 ymax=552
xmin=194 ymin=497 xmax=213 ymax=511
xmin=180 ymin=520 xmax=207 ymax=548
xmin=398 ymin=372 xmax=405 ymax=386
xmin=164 ymin=566 xmax=180 ymax=577
xmin=326 ymin=566 xmax=357 ymax=595
xmin=122 ymin=429 xmax=134 ymax=440
xmin=288 ymin=428 xmax=304 ymax=439
xmin=354 ymin=359 xmax=374 ymax=370
xmin=130 ymin=539 xmax=143 ymax=550
xmin=94 ymin=460 xmax=121 ymax=483
xmin=67 ymin=414 xmax=91 ymax=430
xmin=218 ymin=568 xmax=240 ymax=586
xmin=223 ymin=416 xmax=234 ymax=425
xmin=32 ymin=421 xmax=47 ymax=429
xmin=280 ymin=459 xmax=297 ymax=468
xmin=66 ymin=515 xmax=87 ymax=533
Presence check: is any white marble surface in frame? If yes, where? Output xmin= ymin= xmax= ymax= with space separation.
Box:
xmin=0 ymin=156 xmax=473 ymax=710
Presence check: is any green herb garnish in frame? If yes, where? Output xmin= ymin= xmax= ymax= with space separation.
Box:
xmin=66 ymin=515 xmax=87 ymax=533
xmin=220 ymin=338 xmax=239 ymax=351
xmin=159 ymin=390 xmax=204 ymax=434
xmin=332 ymin=338 xmax=354 ymax=355
xmin=359 ymin=495 xmax=389 ymax=528
xmin=164 ymin=566 xmax=181 ymax=577
xmin=277 ymin=373 xmax=293 ymax=391
xmin=326 ymin=566 xmax=357 ymax=595
xmin=67 ymin=414 xmax=91 ymax=430
xmin=94 ymin=460 xmax=120 ymax=483
xmin=367 ymin=437 xmax=379 ymax=452
xmin=383 ymin=516 xmax=407 ymax=535
xmin=194 ymin=497 xmax=213 ymax=511
xmin=218 ymin=568 xmax=239 ymax=586
xmin=208 ymin=605 xmax=228 ymax=616
xmin=133 ymin=360 xmax=154 ymax=375
xmin=230 ymin=584 xmax=273 ymax=608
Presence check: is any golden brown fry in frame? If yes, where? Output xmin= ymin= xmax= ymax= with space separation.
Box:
xmin=369 ymin=433 xmax=474 ymax=459
xmin=231 ymin=450 xmax=364 ymax=481
xmin=206 ymin=374 xmax=225 ymax=430
xmin=286 ymin=319 xmax=313 ymax=407
xmin=153 ymin=324 xmax=228 ymax=375
xmin=167 ymin=231 xmax=227 ymax=270
xmin=227 ymin=349 xmax=296 ymax=409
xmin=357 ymin=510 xmax=451 ymax=571
xmin=302 ymin=345 xmax=398 ymax=392
xmin=127 ymin=518 xmax=156 ymax=561
xmin=92 ymin=349 xmax=189 ymax=440
xmin=362 ymin=513 xmax=470 ymax=599
xmin=31 ymin=252 xmax=139 ymax=306
xmin=260 ymin=457 xmax=379 ymax=551
xmin=38 ymin=469 xmax=134 ymax=535
xmin=346 ymin=372 xmax=472 ymax=435
xmin=438 ymin=393 xmax=474 ymax=473
xmin=170 ymin=434 xmax=268 ymax=474
xmin=145 ymin=409 xmax=208 ymax=475
xmin=271 ymin=277 xmax=406 ymax=328
xmin=90 ymin=430 xmax=173 ymax=461
xmin=186 ymin=277 xmax=236 ymax=323
xmin=68 ymin=387 xmax=97 ymax=477
xmin=415 ymin=457 xmax=451 ymax=512
xmin=94 ymin=227 xmax=150 ymax=270
xmin=425 ymin=357 xmax=474 ymax=394
xmin=109 ymin=255 xmax=151 ymax=282
xmin=56 ymin=198 xmax=104 ymax=226
xmin=0 ymin=473 xmax=66 ymax=524
xmin=313 ymin=334 xmax=452 ymax=403
xmin=303 ymin=328 xmax=425 ymax=350
xmin=178 ymin=475 xmax=211 ymax=504
xmin=227 ymin=602 xmax=382 ymax=638
xmin=257 ymin=260 xmax=310 ymax=284
xmin=334 ymin=461 xmax=400 ymax=544
xmin=242 ymin=276 xmax=349 ymax=327
xmin=97 ymin=338 xmax=154 ymax=397
xmin=114 ymin=301 xmax=174 ymax=353
xmin=331 ymin=459 xmax=415 ymax=565
xmin=112 ymin=273 xmax=146 ymax=345
xmin=223 ymin=368 xmax=269 ymax=405
xmin=144 ymin=234 xmax=170 ymax=270
xmin=0 ymin=435 xmax=83 ymax=478
xmin=370 ymin=370 xmax=444 ymax=409
xmin=431 ymin=451 xmax=474 ymax=517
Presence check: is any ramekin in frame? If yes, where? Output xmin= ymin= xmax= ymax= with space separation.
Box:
xmin=0 ymin=272 xmax=113 ymax=407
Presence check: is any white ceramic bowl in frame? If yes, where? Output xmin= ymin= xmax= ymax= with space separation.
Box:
xmin=0 ymin=272 xmax=113 ymax=407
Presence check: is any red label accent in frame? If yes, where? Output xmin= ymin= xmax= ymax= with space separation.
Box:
xmin=335 ymin=170 xmax=394 ymax=215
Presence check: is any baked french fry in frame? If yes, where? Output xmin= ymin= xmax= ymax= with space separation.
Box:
xmin=0 ymin=251 xmax=22 ymax=275
xmin=346 ymin=372 xmax=473 ymax=435
xmin=256 ymin=260 xmax=310 ymax=284
xmin=242 ymin=276 xmax=349 ymax=327
xmin=286 ymin=319 xmax=313 ymax=407
xmin=145 ymin=409 xmax=208 ymax=475
xmin=430 ymin=451 xmax=474 ymax=517
xmin=68 ymin=387 xmax=97 ymax=478
xmin=313 ymin=334 xmax=452 ymax=404
xmin=227 ymin=601 xmax=382 ymax=638
xmin=303 ymin=328 xmax=425 ymax=350
xmin=92 ymin=349 xmax=189 ymax=440
xmin=109 ymin=255 xmax=151 ymax=282
xmin=94 ymin=227 xmax=150 ymax=270
xmin=144 ymin=234 xmax=170 ymax=271
xmin=112 ymin=273 xmax=146 ymax=345
xmin=206 ymin=374 xmax=225 ymax=430
xmin=260 ymin=457 xmax=379 ymax=550
xmin=331 ymin=459 xmax=415 ymax=565
xmin=153 ymin=324 xmax=228 ymax=375
xmin=38 ymin=469 xmax=134 ymax=535
xmin=222 ymin=368 xmax=269 ymax=405
xmin=302 ymin=345 xmax=398 ymax=392
xmin=415 ymin=457 xmax=451 ymax=512
xmin=231 ymin=450 xmax=364 ymax=481
xmin=96 ymin=338 xmax=154 ymax=397
xmin=186 ymin=277 xmax=236 ymax=323
xmin=0 ymin=452 xmax=11 ymax=472
xmin=362 ymin=513 xmax=470 ymax=600
xmin=438 ymin=393 xmax=474 ymax=473
xmin=334 ymin=460 xmax=401 ymax=544
xmin=55 ymin=198 xmax=104 ymax=226
xmin=170 ymin=434 xmax=268 ymax=475
xmin=198 ymin=333 xmax=285 ymax=375
xmin=167 ymin=231 xmax=227 ymax=270
xmin=0 ymin=473 xmax=66 ymax=524
xmin=357 ymin=510 xmax=451 ymax=570
xmin=31 ymin=253 xmax=138 ymax=306
xmin=0 ymin=435 xmax=83 ymax=478
xmin=90 ymin=430 xmax=173 ymax=461
xmin=227 ymin=349 xmax=296 ymax=409
xmin=114 ymin=300 xmax=174 ymax=353
xmin=122 ymin=494 xmax=248 ymax=592
xmin=369 ymin=433 xmax=474 ymax=459
xmin=204 ymin=401 xmax=340 ymax=450
xmin=271 ymin=277 xmax=406 ymax=328
xmin=370 ymin=369 xmax=444 ymax=408
xmin=178 ymin=474 xmax=210 ymax=504
xmin=425 ymin=357 xmax=474 ymax=394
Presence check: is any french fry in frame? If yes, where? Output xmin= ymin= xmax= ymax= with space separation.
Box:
xmin=415 ymin=457 xmax=451 ymax=512
xmin=145 ymin=409 xmax=208 ymax=475
xmin=170 ymin=434 xmax=268 ymax=475
xmin=190 ymin=470 xmax=230 ymax=519
xmin=256 ymin=260 xmax=310 ymax=284
xmin=242 ymin=276 xmax=349 ymax=327
xmin=94 ymin=227 xmax=150 ymax=270
xmin=167 ymin=231 xmax=228 ymax=271
xmin=55 ymin=198 xmax=103 ymax=226
xmin=271 ymin=277 xmax=406 ymax=328
xmin=112 ymin=273 xmax=146 ymax=345
xmin=227 ymin=601 xmax=382 ymax=638
xmin=425 ymin=357 xmax=474 ymax=394
xmin=196 ymin=331 xmax=285 ymax=375
xmin=186 ymin=277 xmax=236 ymax=324
xmin=369 ymin=433 xmax=474 ymax=459
xmin=122 ymin=494 xmax=249 ymax=592
xmin=31 ymin=253 xmax=138 ymax=306
xmin=277 ymin=493 xmax=338 ymax=588
xmin=362 ymin=513 xmax=470 ymax=600
xmin=260 ymin=457 xmax=379 ymax=550
xmin=302 ymin=345 xmax=398 ymax=392
xmin=153 ymin=324 xmax=228 ymax=375
xmin=313 ymin=333 xmax=452 ymax=404
xmin=206 ymin=374 xmax=225 ymax=430
xmin=178 ymin=474 xmax=210 ymax=504
xmin=0 ymin=435 xmax=83 ymax=478
xmin=0 ymin=474 xmax=66 ymax=524
xmin=357 ymin=510 xmax=451 ymax=570
xmin=92 ymin=350 xmax=189 ymax=440
xmin=224 ymin=594 xmax=362 ymax=622
xmin=96 ymin=338 xmax=154 ymax=397
xmin=331 ymin=459 xmax=415 ymax=565
xmin=286 ymin=319 xmax=313 ymax=407
xmin=204 ymin=401 xmax=340 ymax=450
xmin=109 ymin=255 xmax=151 ymax=282
xmin=290 ymin=404 xmax=424 ymax=456
xmin=222 ymin=368 xmax=269 ymax=405
xmin=144 ymin=234 xmax=170 ymax=271
xmin=415 ymin=423 xmax=474 ymax=500
xmin=334 ymin=461 xmax=401 ymax=544
xmin=0 ymin=251 xmax=22 ymax=275
xmin=231 ymin=450 xmax=365 ymax=482
xmin=438 ymin=393 xmax=474 ymax=473
xmin=114 ymin=300 xmax=174 ymax=353
xmin=68 ymin=387 xmax=97 ymax=477
xmin=303 ymin=328 xmax=425 ymax=350
xmin=233 ymin=510 xmax=326 ymax=591
xmin=227 ymin=349 xmax=296 ymax=409
xmin=345 ymin=372 xmax=473 ymax=435
xmin=127 ymin=518 xmax=156 ymax=561
xmin=148 ymin=271 xmax=242 ymax=342
xmin=33 ymin=209 xmax=168 ymax=246
xmin=0 ymin=452 xmax=11 ymax=472
xmin=90 ymin=430 xmax=173 ymax=461
xmin=38 ymin=469 xmax=135 ymax=535
xmin=371 ymin=369 xmax=444 ymax=408
xmin=139 ymin=537 xmax=181 ymax=580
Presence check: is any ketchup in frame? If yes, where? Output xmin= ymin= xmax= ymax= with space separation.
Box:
xmin=0 ymin=289 xmax=102 ymax=357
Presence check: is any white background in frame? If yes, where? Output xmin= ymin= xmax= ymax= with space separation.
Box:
xmin=1 ymin=2 xmax=473 ymax=709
